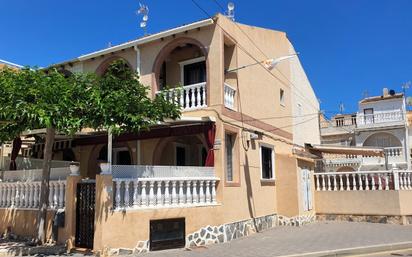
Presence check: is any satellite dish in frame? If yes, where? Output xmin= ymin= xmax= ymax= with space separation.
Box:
xmin=407 ymin=97 xmax=412 ymax=106
xmin=389 ymin=89 xmax=396 ymax=96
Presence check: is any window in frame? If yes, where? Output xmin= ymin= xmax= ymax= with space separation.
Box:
xmin=260 ymin=145 xmax=274 ymax=180
xmin=297 ymin=103 xmax=302 ymax=116
xmin=280 ymin=89 xmax=285 ymax=106
xmin=225 ymin=133 xmax=234 ymax=182
xmin=364 ymin=108 xmax=374 ymax=123
xmin=179 ymin=57 xmax=206 ymax=86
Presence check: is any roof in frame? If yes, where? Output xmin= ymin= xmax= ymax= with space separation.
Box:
xmin=0 ymin=59 xmax=22 ymax=69
xmin=308 ymin=144 xmax=384 ymax=157
xmin=359 ymin=93 xmax=403 ymax=104
xmin=52 ymin=17 xmax=214 ymax=67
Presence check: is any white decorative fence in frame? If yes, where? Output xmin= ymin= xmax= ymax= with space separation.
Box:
xmin=357 ymin=110 xmax=404 ymax=127
xmin=1 ymin=157 xmax=72 ymax=171
xmin=224 ymin=83 xmax=236 ymax=110
xmin=113 ymin=177 xmax=219 ymax=210
xmin=112 ymin=165 xmax=215 ymax=179
xmin=314 ymin=170 xmax=412 ymax=191
xmin=0 ymin=180 xmax=66 ymax=209
xmin=157 ymin=82 xmax=207 ymax=111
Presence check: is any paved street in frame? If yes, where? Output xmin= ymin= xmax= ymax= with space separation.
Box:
xmin=142 ymin=221 xmax=412 ymax=257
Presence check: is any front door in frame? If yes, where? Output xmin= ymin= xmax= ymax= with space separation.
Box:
xmin=75 ymin=181 xmax=96 ymax=249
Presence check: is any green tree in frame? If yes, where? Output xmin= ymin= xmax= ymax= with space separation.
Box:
xmin=0 ymin=60 xmax=180 ymax=243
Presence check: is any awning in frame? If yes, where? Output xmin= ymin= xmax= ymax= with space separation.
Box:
xmin=307 ymin=144 xmax=384 ymax=157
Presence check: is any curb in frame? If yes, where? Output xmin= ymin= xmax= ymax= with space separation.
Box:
xmin=276 ymin=241 xmax=412 ymax=257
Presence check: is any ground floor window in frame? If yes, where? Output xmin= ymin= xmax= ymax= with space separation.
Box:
xmin=260 ymin=145 xmax=274 ymax=179
xmin=225 ymin=133 xmax=234 ymax=182
xmin=150 ymin=218 xmax=185 ymax=251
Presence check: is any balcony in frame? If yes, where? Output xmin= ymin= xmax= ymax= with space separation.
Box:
xmin=356 ymin=110 xmax=404 ymax=129
xmin=157 ymin=82 xmax=207 ymax=111
xmin=320 ymin=117 xmax=356 ymax=136
xmin=111 ymin=165 xmax=219 ymax=210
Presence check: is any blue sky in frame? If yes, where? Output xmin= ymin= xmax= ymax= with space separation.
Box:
xmin=1 ymin=0 xmax=412 ymax=114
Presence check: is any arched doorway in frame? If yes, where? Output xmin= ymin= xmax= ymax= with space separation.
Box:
xmin=153 ymin=135 xmax=208 ymax=166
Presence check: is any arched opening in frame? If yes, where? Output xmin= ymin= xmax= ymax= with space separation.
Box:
xmin=153 ymin=135 xmax=208 ymax=166
xmin=363 ymin=132 xmax=402 ymax=147
xmin=152 ymin=38 xmax=209 ymax=109
xmin=87 ymin=143 xmax=132 ymax=178
xmin=95 ymin=56 xmax=133 ymax=76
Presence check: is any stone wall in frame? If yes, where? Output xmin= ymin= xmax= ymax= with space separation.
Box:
xmin=317 ymin=214 xmax=412 ymax=225
xmin=277 ymin=213 xmax=316 ymax=226
xmin=186 ymin=214 xmax=276 ymax=247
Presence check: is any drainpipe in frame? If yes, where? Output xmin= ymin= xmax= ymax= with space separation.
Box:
xmin=402 ymin=94 xmax=411 ymax=170
xmin=134 ymin=45 xmax=141 ymax=77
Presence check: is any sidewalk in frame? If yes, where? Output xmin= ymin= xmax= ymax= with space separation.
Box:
xmin=143 ymin=221 xmax=412 ymax=257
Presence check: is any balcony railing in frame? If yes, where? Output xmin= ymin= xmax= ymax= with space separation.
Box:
xmin=224 ymin=83 xmax=236 ymax=110
xmin=314 ymin=170 xmax=412 ymax=191
xmin=113 ymin=177 xmax=219 ymax=210
xmin=357 ymin=110 xmax=404 ymax=128
xmin=157 ymin=82 xmax=207 ymax=111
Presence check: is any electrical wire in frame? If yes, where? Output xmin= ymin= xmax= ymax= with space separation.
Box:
xmin=209 ymin=0 xmax=320 ymax=112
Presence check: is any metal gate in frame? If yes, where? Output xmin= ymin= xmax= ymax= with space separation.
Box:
xmin=75 ymin=181 xmax=95 ymax=249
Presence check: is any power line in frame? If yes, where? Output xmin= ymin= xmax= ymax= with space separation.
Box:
xmin=209 ymin=0 xmax=320 ymax=111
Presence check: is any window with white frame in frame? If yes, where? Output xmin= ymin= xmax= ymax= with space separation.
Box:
xmin=280 ymin=89 xmax=285 ymax=106
xmin=260 ymin=144 xmax=275 ymax=180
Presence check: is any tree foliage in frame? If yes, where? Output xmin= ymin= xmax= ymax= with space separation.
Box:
xmin=0 ymin=59 xmax=181 ymax=243
xmin=0 ymin=59 xmax=181 ymax=141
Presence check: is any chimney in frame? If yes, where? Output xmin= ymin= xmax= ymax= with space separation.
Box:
xmin=383 ymin=88 xmax=389 ymax=96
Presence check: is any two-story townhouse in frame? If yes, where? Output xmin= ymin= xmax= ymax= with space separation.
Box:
xmin=0 ymin=14 xmax=319 ymax=253
xmin=319 ymin=88 xmax=409 ymax=173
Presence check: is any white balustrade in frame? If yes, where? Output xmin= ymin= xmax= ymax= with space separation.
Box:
xmin=315 ymin=170 xmax=412 ymax=191
xmin=357 ymin=110 xmax=404 ymax=128
xmin=224 ymin=83 xmax=236 ymax=110
xmin=113 ymin=177 xmax=219 ymax=210
xmin=112 ymin=165 xmax=215 ymax=179
xmin=0 ymin=180 xmax=66 ymax=209
xmin=156 ymin=82 xmax=207 ymax=111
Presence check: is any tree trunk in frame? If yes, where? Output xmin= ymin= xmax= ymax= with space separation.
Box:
xmin=36 ymin=127 xmax=55 ymax=244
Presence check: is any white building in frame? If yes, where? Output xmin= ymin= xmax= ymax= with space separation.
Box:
xmin=320 ymin=88 xmax=410 ymax=172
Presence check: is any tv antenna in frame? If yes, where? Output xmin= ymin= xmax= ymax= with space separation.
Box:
xmin=362 ymin=90 xmax=369 ymax=99
xmin=338 ymin=102 xmax=345 ymax=114
xmin=226 ymin=2 xmax=235 ymax=21
xmin=402 ymin=81 xmax=411 ymax=94
xmin=136 ymin=3 xmax=149 ymax=35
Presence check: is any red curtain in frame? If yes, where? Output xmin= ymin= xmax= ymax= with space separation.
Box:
xmin=9 ymin=137 xmax=22 ymax=170
xmin=204 ymin=124 xmax=216 ymax=167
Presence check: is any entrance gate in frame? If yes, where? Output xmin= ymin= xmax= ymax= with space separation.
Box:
xmin=75 ymin=181 xmax=95 ymax=249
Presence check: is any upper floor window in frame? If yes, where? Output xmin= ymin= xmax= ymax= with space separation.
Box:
xmin=179 ymin=57 xmax=206 ymax=86
xmin=280 ymin=89 xmax=285 ymax=106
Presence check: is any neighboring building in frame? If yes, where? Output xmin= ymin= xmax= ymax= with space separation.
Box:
xmin=0 ymin=14 xmax=319 ymax=253
xmin=320 ymin=88 xmax=409 ymax=172
xmin=0 ymin=59 xmax=22 ymax=70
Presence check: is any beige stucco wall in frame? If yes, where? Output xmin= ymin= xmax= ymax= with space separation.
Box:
xmin=288 ymin=40 xmax=320 ymax=147
xmin=315 ymin=191 xmax=412 ymax=216
xmin=49 ymin=14 xmax=311 ymax=251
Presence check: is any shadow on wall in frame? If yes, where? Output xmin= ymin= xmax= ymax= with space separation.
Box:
xmin=243 ymin=152 xmax=258 ymax=231
xmin=0 ymin=209 xmax=55 ymax=240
